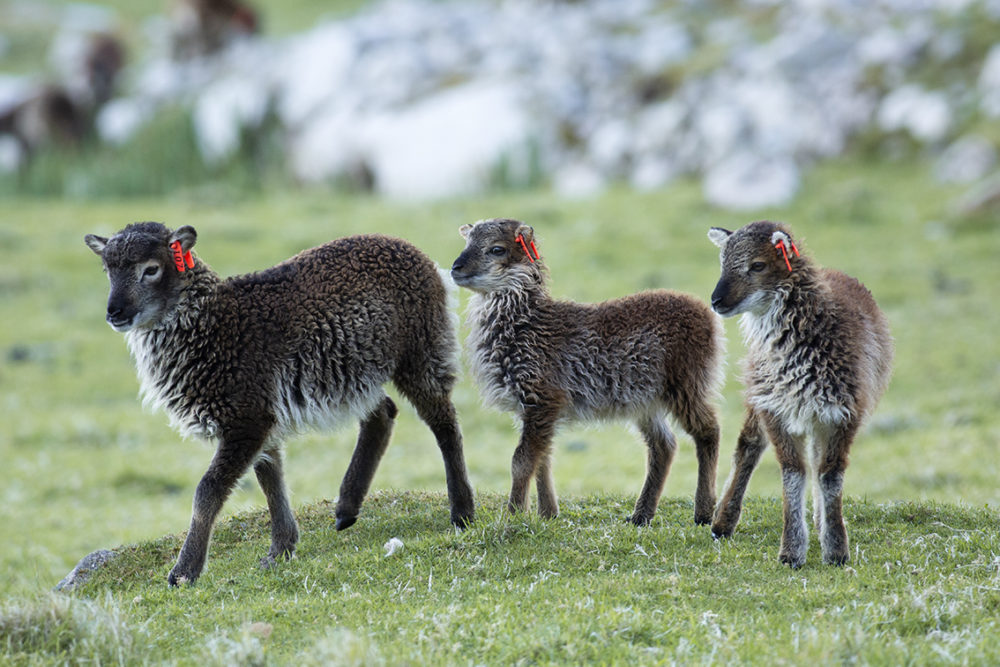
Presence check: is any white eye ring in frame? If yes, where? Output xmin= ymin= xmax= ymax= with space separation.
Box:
xmin=142 ymin=264 xmax=161 ymax=279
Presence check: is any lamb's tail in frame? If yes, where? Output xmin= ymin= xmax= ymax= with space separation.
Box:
xmin=437 ymin=266 xmax=462 ymax=376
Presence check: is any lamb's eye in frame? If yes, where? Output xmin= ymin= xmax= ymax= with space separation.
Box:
xmin=749 ymin=261 xmax=766 ymax=273
xmin=488 ymin=246 xmax=507 ymax=256
xmin=143 ymin=265 xmax=160 ymax=278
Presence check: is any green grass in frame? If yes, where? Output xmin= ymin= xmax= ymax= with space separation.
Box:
xmin=6 ymin=493 xmax=1000 ymax=664
xmin=1 ymin=158 xmax=999 ymax=662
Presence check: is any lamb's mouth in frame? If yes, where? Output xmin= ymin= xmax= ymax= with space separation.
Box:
xmin=107 ymin=316 xmax=134 ymax=332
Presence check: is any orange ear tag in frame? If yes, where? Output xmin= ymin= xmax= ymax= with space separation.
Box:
xmin=774 ymin=239 xmax=799 ymax=272
xmin=170 ymin=240 xmax=194 ymax=272
xmin=515 ymin=234 xmax=539 ymax=262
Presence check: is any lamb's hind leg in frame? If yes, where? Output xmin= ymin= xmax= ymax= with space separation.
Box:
xmin=254 ymin=448 xmax=299 ymax=568
xmin=409 ymin=391 xmax=476 ymax=528
xmin=335 ymin=395 xmax=397 ymax=531
xmin=712 ymin=409 xmax=767 ymax=539
xmin=630 ymin=413 xmax=677 ymax=526
xmin=673 ymin=396 xmax=720 ymax=525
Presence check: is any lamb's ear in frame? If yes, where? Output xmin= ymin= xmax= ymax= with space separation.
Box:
xmin=770 ymin=230 xmax=791 ymax=248
xmin=84 ymin=234 xmax=108 ymax=256
xmin=514 ymin=223 xmax=534 ymax=244
xmin=707 ymin=227 xmax=732 ymax=248
xmin=169 ymin=225 xmax=197 ymax=253
xmin=459 ymin=223 xmax=473 ymax=239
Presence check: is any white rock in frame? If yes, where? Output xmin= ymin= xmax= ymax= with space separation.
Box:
xmin=933 ymin=135 xmax=997 ymax=184
xmin=288 ymin=106 xmax=367 ymax=185
xmin=193 ymin=75 xmax=271 ymax=163
xmin=95 ymin=98 xmax=153 ymax=145
xmin=0 ymin=135 xmax=24 ymax=172
xmin=630 ymin=157 xmax=677 ymax=191
xmin=878 ymin=84 xmax=952 ymax=143
xmin=703 ymin=152 xmax=800 ymax=211
xmin=275 ymin=23 xmax=355 ymax=127
xmin=552 ymin=160 xmax=606 ymax=199
xmin=362 ymin=80 xmax=534 ymax=199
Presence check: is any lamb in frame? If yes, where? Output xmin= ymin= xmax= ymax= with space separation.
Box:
xmin=707 ymin=221 xmax=893 ymax=567
xmin=84 ymin=222 xmax=475 ymax=585
xmin=450 ymin=218 xmax=724 ymax=526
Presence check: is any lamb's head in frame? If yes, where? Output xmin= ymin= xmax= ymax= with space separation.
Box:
xmin=707 ymin=220 xmax=801 ymax=318
xmin=84 ymin=222 xmax=197 ymax=332
xmin=450 ymin=218 xmax=545 ymax=293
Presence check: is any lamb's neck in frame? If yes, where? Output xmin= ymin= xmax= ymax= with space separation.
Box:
xmin=473 ymin=283 xmax=550 ymax=328
xmin=741 ymin=268 xmax=821 ymax=350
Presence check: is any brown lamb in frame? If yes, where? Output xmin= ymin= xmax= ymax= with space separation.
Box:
xmin=85 ymin=222 xmax=475 ymax=585
xmin=451 ymin=218 xmax=724 ymax=526
xmin=708 ymin=220 xmax=893 ymax=567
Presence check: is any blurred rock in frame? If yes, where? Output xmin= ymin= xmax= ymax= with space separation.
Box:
xmin=55 ymin=549 xmax=117 ymax=592
xmin=878 ymin=84 xmax=952 ymax=143
xmin=10 ymin=0 xmax=1000 ymax=207
xmin=952 ymin=170 xmax=1000 ymax=218
xmin=703 ymin=152 xmax=800 ymax=211
xmin=934 ymin=135 xmax=997 ymax=184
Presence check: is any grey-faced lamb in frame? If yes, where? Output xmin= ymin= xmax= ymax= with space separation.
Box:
xmin=450 ymin=218 xmax=724 ymax=526
xmin=707 ymin=220 xmax=893 ymax=567
xmin=85 ymin=222 xmax=475 ymax=585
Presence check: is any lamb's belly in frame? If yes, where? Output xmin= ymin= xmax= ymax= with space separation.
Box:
xmin=749 ymin=385 xmax=849 ymax=437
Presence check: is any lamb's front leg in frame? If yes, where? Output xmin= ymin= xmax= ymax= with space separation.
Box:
xmin=631 ymin=414 xmax=677 ymax=526
xmin=169 ymin=426 xmax=266 ymax=586
xmin=764 ymin=415 xmax=809 ymax=568
xmin=816 ymin=421 xmax=858 ymax=566
xmin=534 ymin=455 xmax=559 ymax=519
xmin=509 ymin=404 xmax=560 ymax=517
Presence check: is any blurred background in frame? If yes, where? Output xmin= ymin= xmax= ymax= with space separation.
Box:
xmin=1 ymin=0 xmax=998 ymax=595
xmin=3 ymin=0 xmax=1000 ymax=205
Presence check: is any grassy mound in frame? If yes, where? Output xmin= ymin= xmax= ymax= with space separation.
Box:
xmin=6 ymin=491 xmax=998 ymax=665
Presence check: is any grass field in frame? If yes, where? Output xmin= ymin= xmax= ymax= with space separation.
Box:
xmin=1 ymin=158 xmax=999 ymax=663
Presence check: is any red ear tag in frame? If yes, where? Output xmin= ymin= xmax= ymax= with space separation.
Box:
xmin=170 ymin=240 xmax=193 ymax=272
xmin=515 ymin=234 xmax=537 ymax=263
xmin=775 ymin=239 xmax=793 ymax=272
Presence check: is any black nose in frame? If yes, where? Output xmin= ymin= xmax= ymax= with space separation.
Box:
xmin=107 ymin=305 xmax=123 ymax=319
xmin=710 ymin=295 xmax=723 ymax=309
xmin=451 ymin=257 xmax=465 ymax=272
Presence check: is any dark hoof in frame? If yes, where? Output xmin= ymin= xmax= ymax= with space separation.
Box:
xmin=823 ymin=553 xmax=850 ymax=566
xmin=451 ymin=513 xmax=474 ymax=530
xmin=779 ymin=554 xmax=805 ymax=569
xmin=167 ymin=569 xmax=195 ymax=587
xmin=335 ymin=515 xmax=357 ymax=531
xmin=710 ymin=526 xmax=733 ymax=540
xmin=627 ymin=514 xmax=652 ymax=527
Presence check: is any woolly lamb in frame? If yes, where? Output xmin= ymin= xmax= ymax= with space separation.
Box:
xmin=708 ymin=221 xmax=893 ymax=567
xmin=85 ymin=222 xmax=475 ymax=585
xmin=451 ymin=218 xmax=724 ymax=526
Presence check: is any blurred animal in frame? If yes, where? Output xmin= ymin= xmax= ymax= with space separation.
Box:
xmin=707 ymin=221 xmax=893 ymax=567
xmin=451 ymin=218 xmax=723 ymax=526
xmin=0 ymin=33 xmax=123 ymax=167
xmin=170 ymin=0 xmax=259 ymax=60
xmin=85 ymin=222 xmax=474 ymax=585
